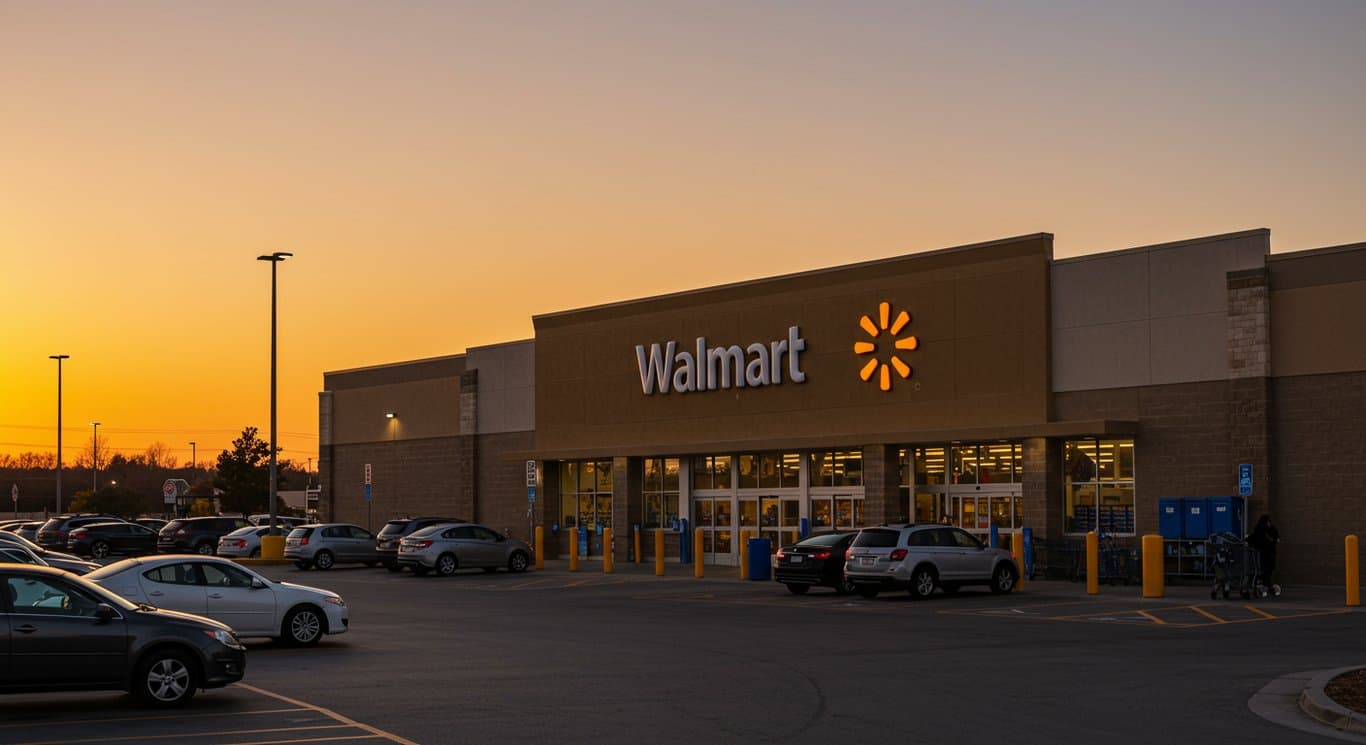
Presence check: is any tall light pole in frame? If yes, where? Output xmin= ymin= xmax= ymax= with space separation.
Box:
xmin=257 ymin=251 xmax=292 ymax=534
xmin=90 ymin=421 xmax=101 ymax=492
xmin=49 ymin=355 xmax=69 ymax=514
xmin=189 ymin=441 xmax=196 ymax=472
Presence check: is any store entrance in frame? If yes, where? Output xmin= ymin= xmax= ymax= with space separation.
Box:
xmin=693 ymin=497 xmax=736 ymax=566
xmin=951 ymin=489 xmax=1023 ymax=553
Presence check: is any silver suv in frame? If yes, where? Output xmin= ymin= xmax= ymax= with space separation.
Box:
xmin=285 ymin=523 xmax=379 ymax=570
xmin=844 ymin=524 xmax=1018 ymax=600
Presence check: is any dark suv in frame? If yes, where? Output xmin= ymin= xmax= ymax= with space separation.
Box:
xmin=35 ymin=514 xmax=126 ymax=550
xmin=375 ymin=516 xmax=467 ymax=571
xmin=158 ymin=517 xmax=250 ymax=555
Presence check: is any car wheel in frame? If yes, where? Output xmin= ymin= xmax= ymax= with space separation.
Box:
xmin=508 ymin=551 xmax=530 ymax=574
xmin=314 ymin=550 xmax=335 ymax=570
xmin=91 ymin=541 xmax=111 ymax=559
xmin=856 ymin=585 xmax=880 ymax=599
xmin=134 ymin=649 xmax=198 ymax=706
xmin=294 ymin=561 xmax=311 ymax=570
xmin=250 ymin=548 xmax=262 ymax=559
xmin=386 ymin=564 xmax=404 ymax=573
xmin=910 ymin=566 xmax=937 ymax=600
xmin=785 ymin=583 xmax=810 ymax=595
xmin=835 ymin=577 xmax=856 ymax=595
xmin=991 ymin=563 xmax=1018 ymax=594
xmin=195 ymin=542 xmax=215 ymax=556
xmin=436 ymin=553 xmax=458 ymax=576
xmin=283 ymin=605 xmax=324 ymax=646
xmin=412 ymin=565 xmax=430 ymax=577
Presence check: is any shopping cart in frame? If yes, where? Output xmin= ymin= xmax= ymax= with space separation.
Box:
xmin=1207 ymin=532 xmax=1267 ymax=600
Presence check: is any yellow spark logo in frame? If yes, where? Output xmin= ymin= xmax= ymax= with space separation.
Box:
xmin=854 ymin=301 xmax=918 ymax=391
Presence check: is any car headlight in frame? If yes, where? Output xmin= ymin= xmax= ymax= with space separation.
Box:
xmin=324 ymin=596 xmax=346 ymax=607
xmin=203 ymin=628 xmax=244 ymax=650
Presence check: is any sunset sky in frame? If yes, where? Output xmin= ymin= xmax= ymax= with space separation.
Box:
xmin=3 ymin=1 xmax=1364 ymax=471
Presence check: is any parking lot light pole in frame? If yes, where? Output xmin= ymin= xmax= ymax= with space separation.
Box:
xmin=257 ymin=251 xmax=292 ymax=541
xmin=90 ymin=421 xmax=100 ymax=492
xmin=49 ymin=354 xmax=69 ymax=513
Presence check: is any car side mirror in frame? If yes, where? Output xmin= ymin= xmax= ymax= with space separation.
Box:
xmin=251 ymin=578 xmax=268 ymax=589
xmin=95 ymin=603 xmax=117 ymax=622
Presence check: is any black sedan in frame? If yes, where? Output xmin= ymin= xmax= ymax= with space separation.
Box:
xmin=0 ymin=564 xmax=246 ymax=705
xmin=774 ymin=532 xmax=858 ymax=595
xmin=68 ymin=522 xmax=159 ymax=559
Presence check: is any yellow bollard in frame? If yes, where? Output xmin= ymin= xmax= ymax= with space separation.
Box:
xmin=261 ymin=534 xmax=285 ymax=560
xmin=535 ymin=526 xmax=545 ymax=570
xmin=603 ymin=527 xmax=613 ymax=574
xmin=1086 ymin=531 xmax=1099 ymax=595
xmin=1142 ymin=534 xmax=1165 ymax=598
xmin=1348 ymin=535 xmax=1361 ymax=608
xmin=655 ymin=529 xmax=665 ymax=577
xmin=694 ymin=528 xmax=704 ymax=578
xmin=743 ymin=527 xmax=754 ymax=579
xmin=568 ymin=533 xmax=579 ymax=572
xmin=634 ymin=527 xmax=642 ymax=565
xmin=1011 ymin=530 xmax=1025 ymax=592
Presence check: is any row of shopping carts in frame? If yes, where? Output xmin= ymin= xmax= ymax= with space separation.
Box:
xmin=1024 ymin=532 xmax=1280 ymax=599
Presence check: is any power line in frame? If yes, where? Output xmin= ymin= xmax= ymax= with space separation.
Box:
xmin=0 ymin=423 xmax=318 ymax=439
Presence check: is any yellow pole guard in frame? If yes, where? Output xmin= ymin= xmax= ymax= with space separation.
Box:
xmin=1142 ymin=533 xmax=1165 ymax=598
xmin=739 ymin=530 xmax=750 ymax=580
xmin=694 ymin=528 xmax=704 ymax=578
xmin=603 ymin=527 xmax=613 ymax=574
xmin=534 ymin=526 xmax=545 ymax=570
xmin=568 ymin=531 xmax=579 ymax=573
xmin=1011 ymin=529 xmax=1025 ymax=592
xmin=1348 ymin=534 xmax=1361 ymax=608
xmin=260 ymin=534 xmax=285 ymax=560
xmin=655 ymin=529 xmax=665 ymax=577
xmin=634 ymin=527 xmax=642 ymax=565
xmin=1086 ymin=531 xmax=1099 ymax=595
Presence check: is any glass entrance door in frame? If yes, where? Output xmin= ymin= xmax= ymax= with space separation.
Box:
xmin=694 ymin=497 xmax=736 ymax=566
xmin=951 ymin=490 xmax=1023 ymax=552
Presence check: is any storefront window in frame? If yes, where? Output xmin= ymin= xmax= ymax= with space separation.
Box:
xmin=1064 ymin=439 xmax=1135 ymax=535
xmin=559 ymin=459 xmax=612 ymax=530
xmin=914 ymin=447 xmax=947 ymax=485
xmin=810 ymin=450 xmax=862 ymax=487
xmin=641 ymin=457 xmax=679 ymax=530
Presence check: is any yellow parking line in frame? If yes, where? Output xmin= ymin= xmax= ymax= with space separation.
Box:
xmin=0 ymin=708 xmax=310 ymax=729
xmin=236 ymin=684 xmax=420 ymax=745
xmin=1245 ymin=604 xmax=1277 ymax=619
xmin=9 ymin=725 xmax=356 ymax=745
xmin=1136 ymin=610 xmax=1168 ymax=625
xmin=1189 ymin=606 xmax=1229 ymax=624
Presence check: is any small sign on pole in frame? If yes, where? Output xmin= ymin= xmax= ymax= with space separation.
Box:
xmin=525 ymin=460 xmax=537 ymax=487
xmin=1238 ymin=463 xmax=1253 ymax=497
xmin=364 ymin=483 xmax=372 ymax=502
xmin=364 ymin=463 xmax=372 ymax=486
xmin=10 ymin=484 xmax=17 ymax=507
xmin=527 ymin=486 xmax=537 ymax=503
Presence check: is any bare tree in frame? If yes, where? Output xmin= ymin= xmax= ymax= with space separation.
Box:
xmin=75 ymin=435 xmax=113 ymax=470
xmin=143 ymin=441 xmax=178 ymax=469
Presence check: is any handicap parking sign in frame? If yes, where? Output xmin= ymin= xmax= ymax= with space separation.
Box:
xmin=1238 ymin=464 xmax=1253 ymax=497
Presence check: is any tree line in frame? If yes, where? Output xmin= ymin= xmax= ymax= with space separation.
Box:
xmin=1 ymin=426 xmax=311 ymax=518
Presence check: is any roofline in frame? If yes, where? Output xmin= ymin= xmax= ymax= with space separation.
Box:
xmin=1053 ymin=228 xmax=1270 ymax=266
xmin=1267 ymin=240 xmax=1366 ymax=262
xmin=323 ymin=353 xmax=466 ymax=378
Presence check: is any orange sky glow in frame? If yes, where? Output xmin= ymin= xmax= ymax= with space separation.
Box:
xmin=3 ymin=1 xmax=1364 ymax=471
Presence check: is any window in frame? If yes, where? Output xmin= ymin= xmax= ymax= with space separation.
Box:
xmin=1064 ymin=438 xmax=1135 ymax=535
xmin=143 ymin=564 xmax=200 ymax=585
xmin=809 ymin=450 xmax=862 ymax=487
xmin=7 ymin=577 xmax=101 ymax=616
xmin=201 ymin=563 xmax=254 ymax=588
xmin=0 ymin=548 xmax=37 ymax=564
xmin=558 ymin=459 xmax=613 ymax=530
xmin=642 ymin=458 xmax=681 ymax=530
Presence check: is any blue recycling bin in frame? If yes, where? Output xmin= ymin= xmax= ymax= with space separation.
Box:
xmin=747 ymin=538 xmax=771 ymax=581
xmin=1182 ymin=498 xmax=1210 ymax=540
xmin=1158 ymin=498 xmax=1183 ymax=539
xmin=1207 ymin=496 xmax=1245 ymax=536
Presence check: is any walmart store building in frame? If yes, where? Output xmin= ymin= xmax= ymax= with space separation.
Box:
xmin=317 ymin=230 xmax=1366 ymax=583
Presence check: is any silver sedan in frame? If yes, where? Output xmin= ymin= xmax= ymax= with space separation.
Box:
xmin=397 ymin=523 xmax=532 ymax=577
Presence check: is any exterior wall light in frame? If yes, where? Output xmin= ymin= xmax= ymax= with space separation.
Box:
xmin=385 ymin=412 xmax=397 ymax=419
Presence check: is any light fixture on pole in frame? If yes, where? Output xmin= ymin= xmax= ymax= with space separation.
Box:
xmin=257 ymin=251 xmax=292 ymax=535
xmin=90 ymin=421 xmax=101 ymax=492
xmin=49 ymin=355 xmax=69 ymax=513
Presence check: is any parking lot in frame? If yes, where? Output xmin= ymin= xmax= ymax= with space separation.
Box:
xmin=3 ymin=561 xmax=1360 ymax=745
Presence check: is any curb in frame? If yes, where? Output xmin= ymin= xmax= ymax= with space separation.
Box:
xmin=1300 ymin=666 xmax=1366 ymax=735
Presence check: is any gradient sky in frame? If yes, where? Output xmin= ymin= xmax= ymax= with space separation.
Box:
xmin=3 ymin=1 xmax=1364 ymax=469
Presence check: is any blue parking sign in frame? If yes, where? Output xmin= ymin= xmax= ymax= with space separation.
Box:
xmin=1238 ymin=464 xmax=1253 ymax=497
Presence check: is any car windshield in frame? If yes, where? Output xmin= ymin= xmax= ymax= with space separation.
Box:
xmin=851 ymin=529 xmax=901 ymax=548
xmin=287 ymin=527 xmax=314 ymax=538
xmin=377 ymin=521 xmax=410 ymax=537
xmin=407 ymin=524 xmax=454 ymax=538
xmin=39 ymin=518 xmax=65 ymax=532
xmin=796 ymin=533 xmax=848 ymax=548
xmin=224 ymin=526 xmax=259 ymax=538
xmin=63 ymin=570 xmax=142 ymax=611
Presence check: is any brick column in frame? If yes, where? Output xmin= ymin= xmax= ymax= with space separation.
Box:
xmin=611 ymin=456 xmax=642 ymax=562
xmin=541 ymin=461 xmax=562 ymax=559
xmin=458 ymin=370 xmax=478 ymax=521
xmin=1022 ymin=437 xmax=1061 ymax=541
xmin=318 ymin=391 xmax=334 ymax=522
xmin=862 ymin=444 xmax=899 ymax=526
xmin=1227 ymin=268 xmax=1273 ymax=520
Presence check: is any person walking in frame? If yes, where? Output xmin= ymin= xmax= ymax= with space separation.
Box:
xmin=1248 ymin=513 xmax=1282 ymax=597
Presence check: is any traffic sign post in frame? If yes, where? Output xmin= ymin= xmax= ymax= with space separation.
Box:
xmin=364 ymin=463 xmax=372 ymax=486
xmin=10 ymin=484 xmax=17 ymax=517
xmin=525 ymin=460 xmax=537 ymax=487
xmin=1238 ymin=464 xmax=1253 ymax=497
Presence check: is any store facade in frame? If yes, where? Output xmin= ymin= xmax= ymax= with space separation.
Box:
xmin=319 ymin=230 xmax=1366 ymax=583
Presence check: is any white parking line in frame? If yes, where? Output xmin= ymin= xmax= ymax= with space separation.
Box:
xmin=236 ymin=684 xmax=420 ymax=745
xmin=0 ymin=707 xmax=310 ymax=729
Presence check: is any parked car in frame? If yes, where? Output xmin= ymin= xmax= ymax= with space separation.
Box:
xmin=36 ymin=514 xmax=127 ymax=550
xmin=0 ymin=531 xmax=101 ymax=574
xmin=216 ymin=526 xmax=274 ymax=558
xmin=397 ymin=522 xmax=531 ymax=577
xmin=0 ymin=520 xmax=27 ymax=532
xmin=135 ymin=517 xmax=169 ymax=533
xmin=844 ymin=524 xmax=1019 ymax=600
xmin=285 ymin=524 xmax=379 ymax=570
xmin=8 ymin=521 xmax=43 ymax=542
xmin=87 ymin=555 xmax=348 ymax=646
xmin=0 ymin=564 xmax=246 ymax=705
xmin=157 ymin=517 xmax=251 ymax=555
xmin=0 ymin=542 xmax=53 ymax=567
xmin=774 ymin=532 xmax=859 ymax=595
xmin=375 ymin=516 xmax=467 ymax=572
xmin=68 ymin=521 xmax=160 ymax=559
xmin=246 ymin=514 xmax=310 ymax=529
